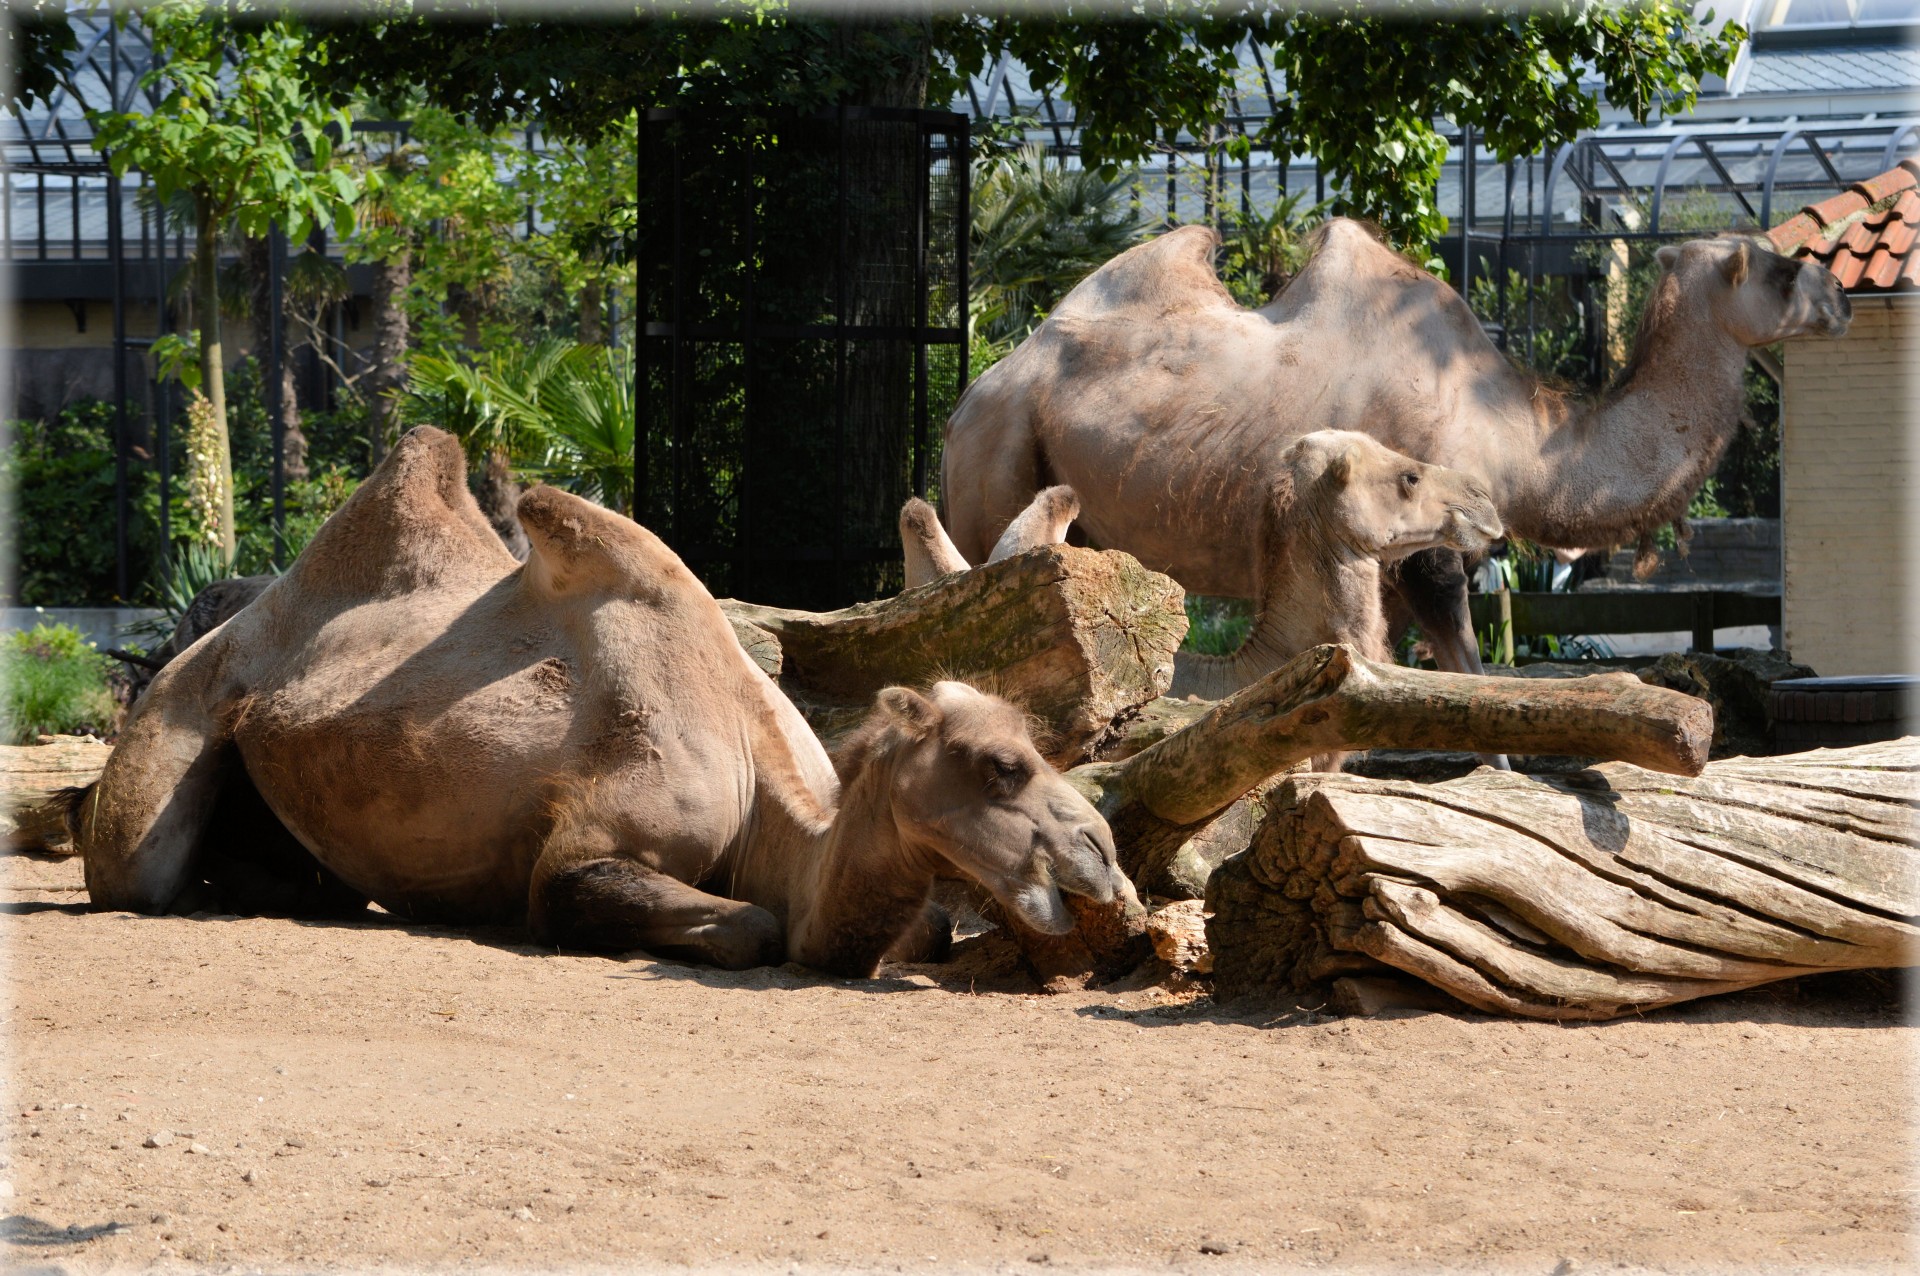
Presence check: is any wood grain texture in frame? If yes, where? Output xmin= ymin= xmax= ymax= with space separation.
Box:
xmin=1209 ymin=739 xmax=1920 ymax=1018
xmin=3 ymin=735 xmax=111 ymax=852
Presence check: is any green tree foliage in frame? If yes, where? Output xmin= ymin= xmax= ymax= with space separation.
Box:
xmin=313 ymin=3 xmax=1740 ymax=251
xmin=89 ymin=1 xmax=365 ymax=560
xmin=3 ymin=0 xmax=79 ymax=115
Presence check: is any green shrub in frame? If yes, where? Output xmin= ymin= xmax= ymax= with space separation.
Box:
xmin=0 ymin=622 xmax=117 ymax=743
xmin=1182 ymin=595 xmax=1253 ymax=656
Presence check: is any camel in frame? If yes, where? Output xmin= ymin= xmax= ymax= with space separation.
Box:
xmin=898 ymin=485 xmax=1081 ymax=589
xmin=942 ymin=219 xmax=1851 ymax=681
xmin=1166 ymin=430 xmax=1501 ymax=701
xmin=75 ymin=427 xmax=1128 ymax=977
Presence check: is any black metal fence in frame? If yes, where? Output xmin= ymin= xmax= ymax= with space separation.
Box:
xmin=639 ymin=107 xmax=969 ymax=611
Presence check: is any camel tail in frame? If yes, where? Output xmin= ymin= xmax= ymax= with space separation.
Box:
xmin=55 ymin=782 xmax=97 ymax=851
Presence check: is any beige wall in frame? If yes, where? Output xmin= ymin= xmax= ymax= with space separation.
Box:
xmin=1781 ymin=298 xmax=1918 ymax=676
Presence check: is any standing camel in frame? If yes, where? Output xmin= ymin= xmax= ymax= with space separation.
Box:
xmin=942 ymin=219 xmax=1850 ymax=682
xmin=76 ymin=427 xmax=1127 ymax=976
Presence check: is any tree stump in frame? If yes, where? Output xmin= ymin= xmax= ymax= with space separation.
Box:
xmin=1207 ymin=737 xmax=1920 ymax=1019
xmin=723 ymin=545 xmax=1187 ymax=765
xmin=2 ymin=735 xmax=112 ymax=852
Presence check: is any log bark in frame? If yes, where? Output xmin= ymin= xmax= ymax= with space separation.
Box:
xmin=1207 ymin=738 xmax=1920 ymax=1019
xmin=1064 ymin=643 xmax=1712 ymax=899
xmin=3 ymin=736 xmax=112 ymax=852
xmin=723 ymin=545 xmax=1187 ymax=766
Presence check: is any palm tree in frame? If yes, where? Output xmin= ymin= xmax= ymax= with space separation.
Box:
xmin=970 ymin=144 xmax=1151 ymax=347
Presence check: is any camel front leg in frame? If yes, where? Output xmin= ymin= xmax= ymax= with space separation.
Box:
xmin=529 ymin=854 xmax=784 ymax=969
xmin=79 ymin=683 xmax=237 ymax=914
xmin=1387 ymin=547 xmax=1511 ymax=770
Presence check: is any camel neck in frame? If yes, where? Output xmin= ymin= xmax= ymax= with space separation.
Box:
xmin=779 ymin=753 xmax=940 ymax=977
xmin=1170 ymin=526 xmax=1384 ymax=698
xmin=1492 ymin=291 xmax=1748 ymax=550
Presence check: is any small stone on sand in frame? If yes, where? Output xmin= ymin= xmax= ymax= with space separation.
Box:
xmin=144 ymin=1131 xmax=174 ymax=1149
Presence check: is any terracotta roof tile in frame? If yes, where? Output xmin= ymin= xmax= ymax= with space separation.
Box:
xmin=1768 ymin=157 xmax=1920 ymax=294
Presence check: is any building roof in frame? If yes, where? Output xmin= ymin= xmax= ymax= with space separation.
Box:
xmin=1768 ymin=158 xmax=1920 ymax=292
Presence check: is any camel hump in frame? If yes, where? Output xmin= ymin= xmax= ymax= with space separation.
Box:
xmin=281 ymin=424 xmax=514 ymax=596
xmin=1051 ymin=224 xmax=1232 ymax=320
xmin=516 ymin=485 xmax=699 ymax=602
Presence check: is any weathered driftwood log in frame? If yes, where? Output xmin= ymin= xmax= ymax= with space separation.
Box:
xmin=1067 ymin=643 xmax=1713 ymax=900
xmin=2 ymin=735 xmax=112 ymax=852
xmin=1207 ymin=737 xmax=1920 ymax=1019
xmin=1009 ymin=644 xmax=1712 ymax=989
xmin=723 ymin=545 xmax=1187 ymax=765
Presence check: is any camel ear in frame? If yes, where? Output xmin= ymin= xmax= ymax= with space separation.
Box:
xmin=1324 ymin=444 xmax=1354 ymax=487
xmin=877 ymin=686 xmax=941 ymax=737
xmin=1720 ymin=239 xmax=1750 ymax=287
xmin=1655 ymin=244 xmax=1682 ymax=271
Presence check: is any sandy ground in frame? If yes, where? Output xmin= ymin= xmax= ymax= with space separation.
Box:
xmin=2 ymin=851 xmax=1913 ymax=1275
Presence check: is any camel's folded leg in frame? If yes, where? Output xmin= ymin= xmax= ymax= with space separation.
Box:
xmin=529 ymin=855 xmax=784 ymax=970
xmin=78 ymin=670 xmax=238 ymax=914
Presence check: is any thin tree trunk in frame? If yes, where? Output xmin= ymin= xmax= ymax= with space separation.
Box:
xmin=195 ymin=205 xmax=236 ymax=563
xmin=366 ymin=252 xmax=412 ymax=467
xmin=244 ymin=236 xmax=307 ymax=482
xmin=578 ymin=279 xmax=604 ymax=346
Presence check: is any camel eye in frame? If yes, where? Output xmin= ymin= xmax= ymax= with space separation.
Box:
xmin=983 ymin=754 xmax=1029 ymax=796
xmin=1402 ymin=472 xmax=1420 ymax=489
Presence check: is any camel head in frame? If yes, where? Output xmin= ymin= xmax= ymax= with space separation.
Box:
xmin=1654 ymin=235 xmax=1851 ymax=346
xmin=1287 ymin=430 xmax=1503 ymax=563
xmin=843 ymin=680 xmax=1125 ymax=935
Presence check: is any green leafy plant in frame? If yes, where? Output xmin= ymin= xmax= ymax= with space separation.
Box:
xmin=1 ymin=622 xmax=117 ymax=744
xmin=1181 ymin=596 xmax=1253 ymax=656
xmin=1218 ymin=189 xmax=1331 ymax=307
xmin=90 ymin=0 xmax=366 ymax=559
xmin=971 ymin=144 xmax=1151 ymax=347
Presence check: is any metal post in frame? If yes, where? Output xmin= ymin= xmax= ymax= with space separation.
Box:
xmin=634 ymin=112 xmax=647 ymax=521
xmin=1460 ymin=125 xmax=1474 ymax=298
xmin=833 ymin=107 xmax=849 ymax=594
xmin=268 ymin=225 xmax=287 ymax=561
xmin=109 ymin=166 xmax=128 ymax=599
xmin=912 ymin=122 xmax=929 ymax=499
xmin=955 ymin=115 xmax=970 ymax=409
xmin=740 ymin=129 xmax=755 ymax=591
xmin=156 ymin=191 xmax=171 ymax=560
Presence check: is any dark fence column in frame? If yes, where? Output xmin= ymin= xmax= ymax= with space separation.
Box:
xmin=639 ymin=108 xmax=969 ymax=611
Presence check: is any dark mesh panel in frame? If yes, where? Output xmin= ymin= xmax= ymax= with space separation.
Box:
xmin=639 ymin=108 xmax=969 ymax=610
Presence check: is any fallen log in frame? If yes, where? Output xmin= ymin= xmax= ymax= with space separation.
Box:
xmin=1067 ymin=643 xmax=1712 ymax=899
xmin=1206 ymin=737 xmax=1920 ymax=1019
xmin=723 ymin=545 xmax=1187 ymax=765
xmin=2 ymin=735 xmax=112 ymax=852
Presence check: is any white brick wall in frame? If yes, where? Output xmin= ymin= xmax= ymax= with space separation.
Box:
xmin=1781 ymin=300 xmax=1920 ymax=675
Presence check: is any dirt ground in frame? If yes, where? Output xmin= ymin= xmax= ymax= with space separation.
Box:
xmin=2 ymin=851 xmax=1913 ymax=1274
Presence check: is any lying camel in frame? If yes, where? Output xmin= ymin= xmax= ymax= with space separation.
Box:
xmin=75 ymin=427 xmax=1127 ymax=976
xmin=1166 ymin=430 xmax=1500 ymax=700
xmin=898 ymin=485 xmax=1081 ymax=589
xmin=942 ymin=220 xmax=1851 ymax=680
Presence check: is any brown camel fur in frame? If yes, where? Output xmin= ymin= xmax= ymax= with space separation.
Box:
xmin=1167 ymin=430 xmax=1500 ymax=701
xmin=76 ymin=427 xmax=1126 ymax=976
xmin=942 ymin=220 xmax=1851 ymax=679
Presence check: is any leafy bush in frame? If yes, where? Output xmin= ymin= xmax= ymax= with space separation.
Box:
xmin=407 ymin=340 xmax=635 ymax=514
xmin=1217 ymin=189 xmax=1330 ymax=307
xmin=0 ymin=401 xmax=161 ymax=606
xmin=0 ymin=622 xmax=117 ymax=743
xmin=1182 ymin=595 xmax=1253 ymax=656
xmin=971 ymin=145 xmax=1151 ymax=349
